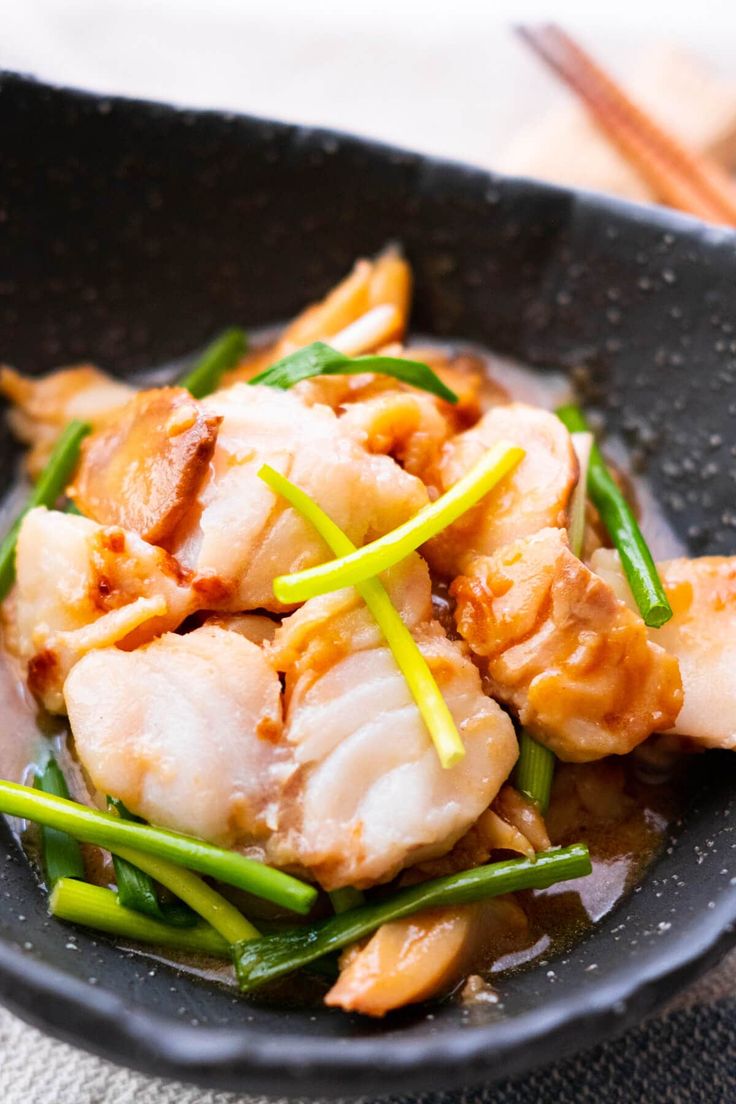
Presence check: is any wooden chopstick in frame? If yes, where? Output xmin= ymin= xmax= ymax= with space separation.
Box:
xmin=516 ymin=23 xmax=736 ymax=226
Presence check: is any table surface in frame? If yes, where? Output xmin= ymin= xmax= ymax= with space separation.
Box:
xmin=1 ymin=4 xmax=735 ymax=1101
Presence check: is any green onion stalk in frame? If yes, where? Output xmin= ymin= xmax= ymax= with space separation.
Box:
xmin=250 ymin=341 xmax=458 ymax=403
xmin=107 ymin=798 xmax=195 ymax=928
xmin=179 ymin=327 xmax=248 ymax=398
xmin=514 ymin=733 xmax=555 ymax=814
xmin=0 ymin=420 xmax=91 ymax=601
xmin=556 ymin=404 xmax=672 ymax=629
xmin=0 ymin=780 xmax=317 ymax=914
xmin=35 ymin=758 xmax=85 ymax=886
xmin=235 ymin=844 xmax=591 ymax=991
xmin=50 ymin=879 xmax=231 ymax=959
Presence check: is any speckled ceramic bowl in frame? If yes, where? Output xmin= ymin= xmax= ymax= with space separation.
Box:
xmin=0 ymin=71 xmax=735 ymax=1098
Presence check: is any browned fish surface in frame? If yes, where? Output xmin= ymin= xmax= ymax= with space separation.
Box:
xmin=453 ymin=528 xmax=682 ymax=761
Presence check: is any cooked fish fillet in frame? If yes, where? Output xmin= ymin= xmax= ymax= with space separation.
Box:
xmin=424 ymin=403 xmax=578 ymax=577
xmin=0 ymin=364 xmax=133 ymax=477
xmin=8 ymin=507 xmax=195 ymax=712
xmin=265 ymin=555 xmax=518 ymax=888
xmin=592 ymin=548 xmax=736 ymax=750
xmin=66 ymin=560 xmax=517 ymax=889
xmin=170 ymin=383 xmax=429 ymax=612
xmin=65 ymin=625 xmax=287 ymax=844
xmin=453 ymin=528 xmax=682 ymax=761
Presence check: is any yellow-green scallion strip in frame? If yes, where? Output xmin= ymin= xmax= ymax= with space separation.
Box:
xmin=272 ymin=441 xmax=525 ymax=604
xmin=259 ymin=464 xmax=466 ymax=769
xmin=111 ymin=846 xmax=259 ymax=944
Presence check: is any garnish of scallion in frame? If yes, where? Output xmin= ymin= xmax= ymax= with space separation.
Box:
xmin=50 ymin=879 xmax=231 ymax=959
xmin=35 ymin=758 xmax=85 ymax=886
xmin=556 ymin=404 xmax=672 ymax=629
xmin=107 ymin=798 xmax=195 ymax=928
xmin=272 ymin=442 xmax=525 ymax=605
xmin=179 ymin=327 xmax=248 ymax=399
xmin=514 ymin=732 xmax=555 ymax=814
xmin=110 ymin=843 xmax=259 ymax=944
xmin=328 ymin=887 xmax=365 ymax=914
xmin=0 ymin=780 xmax=317 ymax=914
xmin=234 ymin=844 xmax=591 ymax=991
xmin=0 ymin=419 xmax=91 ymax=602
xmin=258 ymin=464 xmax=466 ymax=769
xmin=249 ymin=341 xmax=459 ymax=403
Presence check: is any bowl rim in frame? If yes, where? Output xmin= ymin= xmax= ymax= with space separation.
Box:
xmin=1 ymin=68 xmax=736 ymax=1097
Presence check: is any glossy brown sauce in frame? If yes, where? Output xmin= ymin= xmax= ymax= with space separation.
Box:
xmin=0 ymin=339 xmax=692 ymax=1008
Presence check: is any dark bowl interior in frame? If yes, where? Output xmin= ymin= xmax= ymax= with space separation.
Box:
xmin=0 ymin=72 xmax=735 ymax=1098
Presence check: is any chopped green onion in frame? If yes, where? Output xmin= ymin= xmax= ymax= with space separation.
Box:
xmin=250 ymin=341 xmax=459 ymax=404
xmin=234 ymin=844 xmax=591 ymax=991
xmin=568 ymin=431 xmax=593 ymax=560
xmin=179 ymin=327 xmax=248 ymax=399
xmin=259 ymin=464 xmax=465 ymax=769
xmin=272 ymin=442 xmax=525 ymax=604
xmin=328 ymin=887 xmax=365 ymax=914
xmin=556 ymin=404 xmax=672 ymax=628
xmin=50 ymin=879 xmax=230 ymax=958
xmin=0 ymin=419 xmax=91 ymax=602
xmin=35 ymin=759 xmax=85 ymax=886
xmin=107 ymin=798 xmax=195 ymax=928
xmin=111 ymin=845 xmax=259 ymax=944
xmin=515 ymin=732 xmax=555 ymax=814
xmin=0 ymin=780 xmax=317 ymax=914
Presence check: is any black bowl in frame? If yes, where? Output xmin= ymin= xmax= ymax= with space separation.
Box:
xmin=1 ymin=71 xmax=735 ymax=1098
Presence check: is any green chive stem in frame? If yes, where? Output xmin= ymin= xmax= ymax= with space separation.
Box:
xmin=515 ymin=731 xmax=555 ymax=814
xmin=235 ymin=844 xmax=591 ymax=991
xmin=179 ymin=327 xmax=248 ymax=399
xmin=328 ymin=887 xmax=365 ymax=914
xmin=35 ymin=759 xmax=85 ymax=886
xmin=556 ymin=404 xmax=672 ymax=628
xmin=249 ymin=341 xmax=458 ymax=403
xmin=112 ymin=845 xmax=259 ymax=944
xmin=0 ymin=420 xmax=91 ymax=601
xmin=0 ymin=780 xmax=317 ymax=914
xmin=50 ymin=879 xmax=230 ymax=958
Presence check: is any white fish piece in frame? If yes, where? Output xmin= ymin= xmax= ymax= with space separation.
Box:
xmin=265 ymin=556 xmax=518 ymax=889
xmin=65 ymin=559 xmax=517 ymax=891
xmin=170 ymin=383 xmax=429 ymax=612
xmin=423 ymin=402 xmax=578 ymax=577
xmin=0 ymin=364 xmax=134 ymax=477
xmin=8 ymin=507 xmax=195 ymax=712
xmin=592 ymin=548 xmax=736 ymax=750
xmin=65 ymin=625 xmax=287 ymax=844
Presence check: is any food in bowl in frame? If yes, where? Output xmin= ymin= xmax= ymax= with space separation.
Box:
xmin=0 ymin=248 xmax=727 ymax=1016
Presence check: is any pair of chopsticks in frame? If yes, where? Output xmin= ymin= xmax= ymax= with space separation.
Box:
xmin=517 ymin=24 xmax=736 ymax=227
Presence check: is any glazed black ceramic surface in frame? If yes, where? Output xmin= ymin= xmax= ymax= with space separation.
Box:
xmin=0 ymin=72 xmax=735 ymax=1097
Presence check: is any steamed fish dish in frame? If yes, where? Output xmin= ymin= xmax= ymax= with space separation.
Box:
xmin=0 ymin=250 xmax=729 ymax=1016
